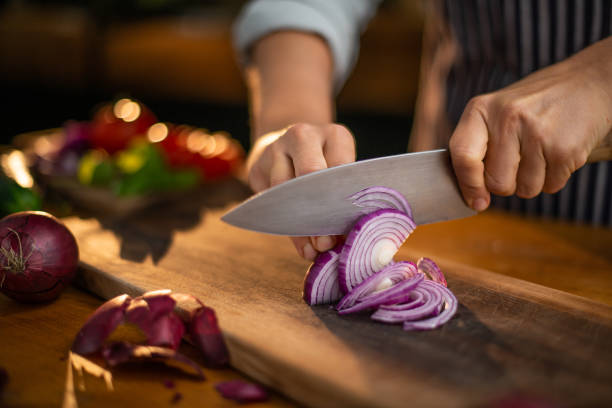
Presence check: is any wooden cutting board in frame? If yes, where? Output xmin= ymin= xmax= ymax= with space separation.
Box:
xmin=64 ymin=182 xmax=612 ymax=408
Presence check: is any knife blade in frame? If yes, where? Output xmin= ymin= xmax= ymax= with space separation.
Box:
xmin=221 ymin=149 xmax=476 ymax=236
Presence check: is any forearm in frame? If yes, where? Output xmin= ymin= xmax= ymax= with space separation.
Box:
xmin=246 ymin=31 xmax=335 ymax=141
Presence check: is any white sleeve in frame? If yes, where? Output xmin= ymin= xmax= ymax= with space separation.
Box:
xmin=233 ymin=0 xmax=381 ymax=91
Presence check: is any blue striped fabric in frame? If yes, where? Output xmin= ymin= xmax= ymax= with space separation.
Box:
xmin=441 ymin=0 xmax=612 ymax=225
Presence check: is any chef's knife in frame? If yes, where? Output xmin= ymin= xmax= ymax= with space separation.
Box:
xmin=222 ymin=149 xmax=475 ymax=236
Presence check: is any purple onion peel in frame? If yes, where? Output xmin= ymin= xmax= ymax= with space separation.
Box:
xmin=215 ymin=380 xmax=269 ymax=403
xmin=71 ymin=294 xmax=132 ymax=355
xmin=417 ymin=257 xmax=447 ymax=287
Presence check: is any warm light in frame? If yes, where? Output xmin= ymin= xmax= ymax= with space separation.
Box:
xmin=186 ymin=129 xmax=210 ymax=153
xmin=1 ymin=150 xmax=34 ymax=188
xmin=199 ymin=133 xmax=217 ymax=157
xmin=113 ymin=99 xmax=141 ymax=122
xmin=211 ymin=133 xmax=229 ymax=156
xmin=147 ymin=123 xmax=168 ymax=143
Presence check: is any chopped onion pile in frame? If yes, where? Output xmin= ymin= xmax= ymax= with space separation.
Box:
xmin=303 ymin=186 xmax=458 ymax=331
xmin=71 ymin=289 xmax=229 ymax=373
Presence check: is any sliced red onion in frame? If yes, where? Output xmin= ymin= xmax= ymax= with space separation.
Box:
xmin=347 ymin=186 xmax=413 ymax=219
xmin=336 ymin=261 xmax=417 ymax=310
xmin=417 ymin=257 xmax=447 ymax=287
xmin=215 ymin=380 xmax=269 ymax=403
xmin=339 ymin=273 xmax=424 ymax=315
xmin=378 ymin=289 xmax=425 ymax=311
xmin=371 ymin=280 xmax=444 ymax=323
xmin=338 ymin=209 xmax=416 ymax=293
xmin=189 ymin=306 xmax=229 ymax=368
xmin=71 ymin=294 xmax=132 ymax=355
xmin=403 ymin=282 xmax=458 ymax=331
xmin=303 ymin=243 xmax=343 ymax=305
xmin=101 ymin=341 xmax=205 ymax=380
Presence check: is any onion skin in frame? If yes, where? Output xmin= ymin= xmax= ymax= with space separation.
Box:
xmin=101 ymin=341 xmax=205 ymax=380
xmin=215 ymin=380 xmax=269 ymax=403
xmin=0 ymin=211 xmax=79 ymax=303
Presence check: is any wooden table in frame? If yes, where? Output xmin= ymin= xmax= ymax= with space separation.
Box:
xmin=1 ymin=205 xmax=611 ymax=407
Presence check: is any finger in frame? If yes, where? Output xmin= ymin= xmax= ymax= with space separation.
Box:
xmin=285 ymin=125 xmax=328 ymax=177
xmin=542 ymin=158 xmax=572 ymax=194
xmin=312 ymin=235 xmax=336 ymax=252
xmin=483 ymin=108 xmax=521 ymax=196
xmin=322 ymin=125 xmax=356 ymax=167
xmin=515 ymin=137 xmax=546 ymax=198
xmin=269 ymin=150 xmax=295 ymax=187
xmin=291 ymin=237 xmax=317 ymax=261
xmin=449 ymin=102 xmax=490 ymax=211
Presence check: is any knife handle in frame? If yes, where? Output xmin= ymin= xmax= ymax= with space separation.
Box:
xmin=587 ymin=131 xmax=612 ymax=163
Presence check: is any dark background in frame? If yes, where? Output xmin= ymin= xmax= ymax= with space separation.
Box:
xmin=0 ymin=0 xmax=424 ymax=160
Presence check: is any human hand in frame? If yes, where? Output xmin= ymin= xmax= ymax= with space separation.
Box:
xmin=449 ymin=39 xmax=612 ymax=211
xmin=247 ymin=123 xmax=356 ymax=260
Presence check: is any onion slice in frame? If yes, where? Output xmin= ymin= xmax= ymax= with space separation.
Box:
xmin=338 ymin=209 xmax=416 ymax=293
xmin=371 ymin=281 xmax=446 ymax=324
xmin=402 ymin=282 xmax=458 ymax=331
xmin=336 ymin=261 xmax=417 ymax=310
xmin=417 ymin=257 xmax=447 ymax=287
xmin=71 ymin=294 xmax=132 ymax=355
xmin=303 ymin=243 xmax=344 ymax=305
xmin=338 ymin=273 xmax=424 ymax=315
xmin=101 ymin=341 xmax=205 ymax=380
xmin=188 ymin=306 xmax=229 ymax=368
xmin=347 ymin=186 xmax=413 ymax=219
xmin=215 ymin=380 xmax=269 ymax=403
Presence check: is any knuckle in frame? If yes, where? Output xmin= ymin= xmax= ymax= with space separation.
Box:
xmin=515 ymin=183 xmax=539 ymax=199
xmin=485 ymin=170 xmax=514 ymax=196
xmin=296 ymin=162 xmax=325 ymax=176
xmin=287 ymin=123 xmax=312 ymax=142
xmin=465 ymin=95 xmax=490 ymax=115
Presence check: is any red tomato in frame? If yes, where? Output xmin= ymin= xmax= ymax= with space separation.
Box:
xmin=90 ymin=99 xmax=157 ymax=154
xmin=156 ymin=126 xmax=244 ymax=182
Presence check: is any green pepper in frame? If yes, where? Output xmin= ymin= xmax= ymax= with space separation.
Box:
xmin=113 ymin=143 xmax=199 ymax=196
xmin=0 ymin=176 xmax=42 ymax=217
xmin=78 ymin=150 xmax=115 ymax=186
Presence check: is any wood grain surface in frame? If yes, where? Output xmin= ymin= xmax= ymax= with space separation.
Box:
xmin=56 ymin=180 xmax=612 ymax=408
xmin=0 ymin=286 xmax=295 ymax=408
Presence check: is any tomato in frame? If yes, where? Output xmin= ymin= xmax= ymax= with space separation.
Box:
xmin=90 ymin=99 xmax=157 ymax=154
xmin=155 ymin=125 xmax=244 ymax=182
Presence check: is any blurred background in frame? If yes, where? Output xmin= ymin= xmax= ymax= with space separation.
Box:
xmin=0 ymin=0 xmax=424 ymax=159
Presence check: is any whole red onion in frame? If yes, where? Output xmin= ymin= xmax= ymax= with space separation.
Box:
xmin=0 ymin=211 xmax=79 ymax=302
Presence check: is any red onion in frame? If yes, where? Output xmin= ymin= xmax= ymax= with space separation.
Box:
xmin=336 ymin=261 xmax=417 ymax=310
xmin=72 ymin=294 xmax=132 ymax=355
xmin=303 ymin=186 xmax=458 ymax=331
xmin=371 ymin=281 xmax=443 ymax=323
xmin=101 ymin=341 xmax=204 ymax=380
xmin=338 ymin=273 xmax=424 ymax=315
xmin=72 ymin=290 xmax=229 ymax=368
xmin=347 ymin=186 xmax=413 ymax=219
xmin=215 ymin=380 xmax=269 ymax=403
xmin=402 ymin=282 xmax=458 ymax=331
xmin=302 ymin=243 xmax=344 ymax=305
xmin=417 ymin=257 xmax=447 ymax=287
xmin=0 ymin=211 xmax=79 ymax=302
xmin=338 ymin=208 xmax=416 ymax=293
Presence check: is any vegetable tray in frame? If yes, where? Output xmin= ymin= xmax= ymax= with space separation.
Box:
xmin=63 ymin=194 xmax=612 ymax=408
